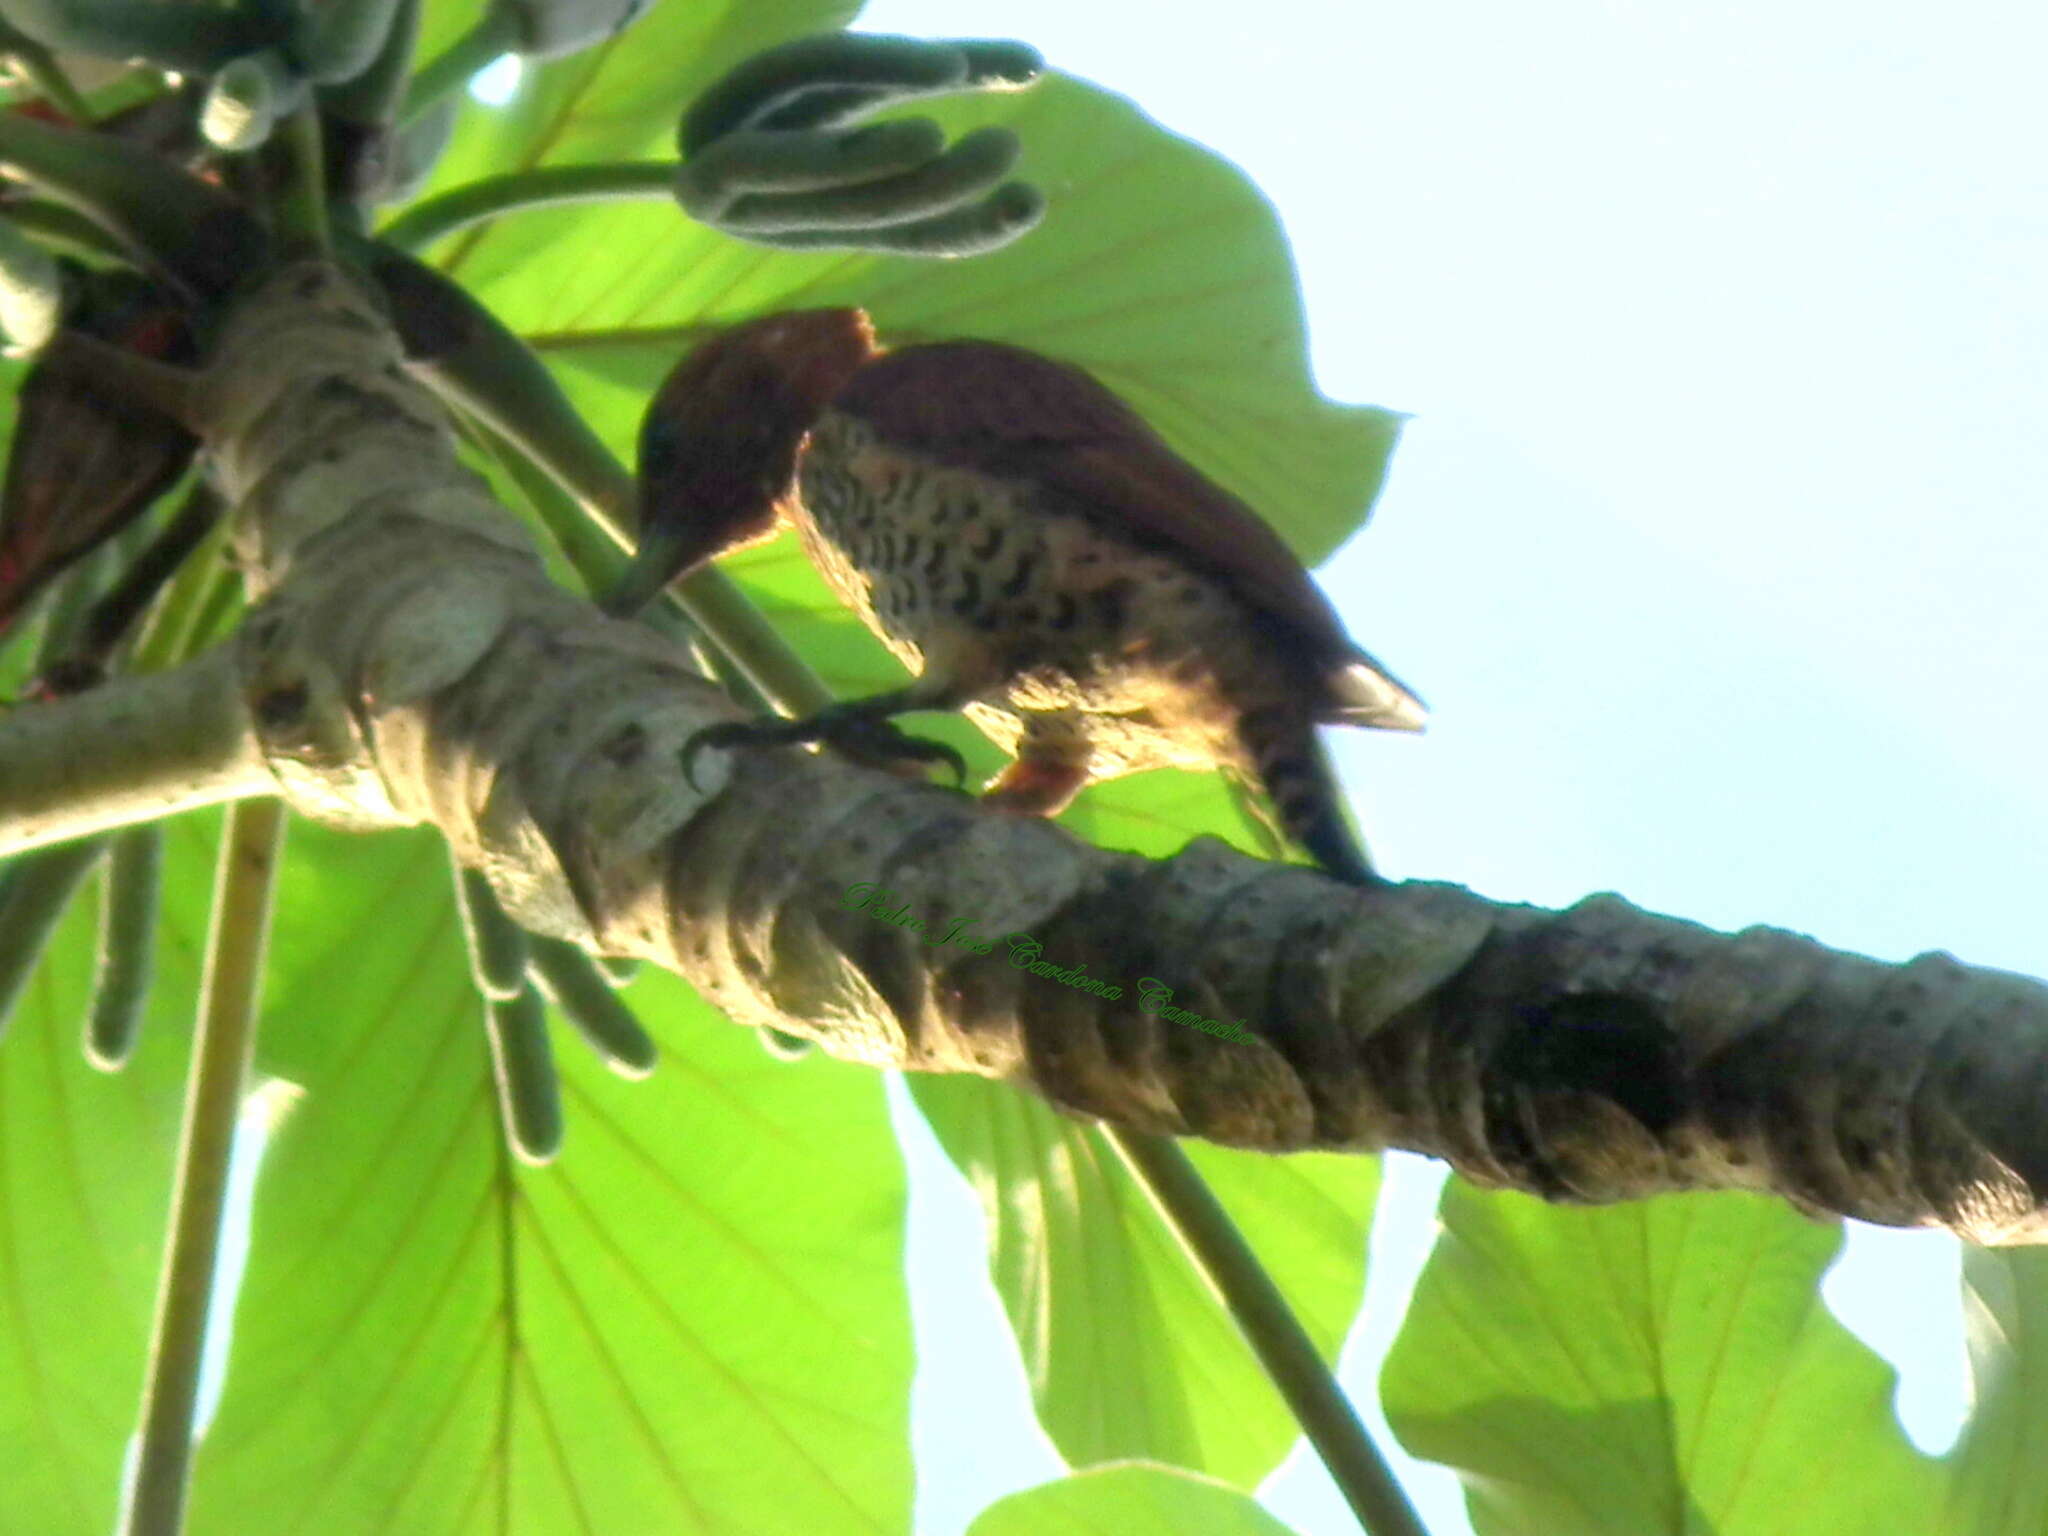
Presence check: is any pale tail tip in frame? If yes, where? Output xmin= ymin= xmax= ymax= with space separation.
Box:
xmin=1330 ymin=658 xmax=1428 ymax=732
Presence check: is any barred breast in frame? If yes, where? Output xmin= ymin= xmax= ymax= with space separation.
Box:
xmin=797 ymin=411 xmax=1306 ymax=780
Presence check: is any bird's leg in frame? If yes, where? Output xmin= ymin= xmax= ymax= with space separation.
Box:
xmin=681 ymin=684 xmax=968 ymax=790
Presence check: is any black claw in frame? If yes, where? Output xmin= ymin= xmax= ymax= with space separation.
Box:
xmin=832 ymin=717 xmax=967 ymax=785
xmin=679 ymin=709 xmax=967 ymax=790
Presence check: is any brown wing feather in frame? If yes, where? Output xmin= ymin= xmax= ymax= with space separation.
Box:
xmin=836 ymin=340 xmax=1374 ymax=676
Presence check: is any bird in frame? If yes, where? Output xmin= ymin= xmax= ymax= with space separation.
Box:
xmin=607 ymin=307 xmax=1425 ymax=885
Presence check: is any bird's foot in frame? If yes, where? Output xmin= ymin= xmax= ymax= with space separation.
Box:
xmin=826 ymin=714 xmax=969 ymax=785
xmin=681 ymin=706 xmax=966 ymax=790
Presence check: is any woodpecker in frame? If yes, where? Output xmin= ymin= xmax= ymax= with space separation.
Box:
xmin=611 ymin=308 xmax=1424 ymax=885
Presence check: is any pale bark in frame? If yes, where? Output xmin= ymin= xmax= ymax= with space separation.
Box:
xmin=4 ymin=259 xmax=2044 ymax=1244
xmin=0 ymin=648 xmax=266 ymax=849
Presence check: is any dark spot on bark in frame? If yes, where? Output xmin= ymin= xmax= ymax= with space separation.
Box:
xmin=37 ymin=658 xmax=103 ymax=696
xmin=1051 ymin=594 xmax=1077 ymax=630
xmin=604 ymin=723 xmax=647 ymax=766
xmin=1501 ymin=993 xmax=1683 ymax=1134
xmin=255 ymin=682 xmax=310 ymax=729
xmin=313 ymin=376 xmax=382 ymax=409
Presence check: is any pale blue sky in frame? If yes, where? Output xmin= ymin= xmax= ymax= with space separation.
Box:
xmin=854 ymin=1 xmax=2048 ymax=1532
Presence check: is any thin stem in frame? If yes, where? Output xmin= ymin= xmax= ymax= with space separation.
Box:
xmin=132 ymin=508 xmax=234 ymax=673
xmin=0 ymin=106 xmax=266 ymax=300
xmin=353 ymin=237 xmax=832 ymax=714
xmin=0 ymin=199 xmax=130 ymax=262
xmin=671 ymin=567 xmax=832 ymax=715
xmin=179 ymin=563 xmax=245 ymax=654
xmin=71 ymin=483 xmax=221 ymax=673
xmin=0 ymin=838 xmax=106 ymax=1043
xmin=377 ymin=161 xmax=674 ymax=251
xmin=3 ymin=33 xmax=95 ymax=123
xmin=1104 ymin=1126 xmax=1431 ymax=1536
xmin=278 ymin=106 xmax=332 ymax=252
xmin=124 ymin=796 xmax=286 ymax=1536
xmin=400 ymin=8 xmax=519 ymax=128
xmin=473 ymin=419 xmax=772 ymax=714
xmin=465 ymin=402 xmax=830 ymax=713
xmin=466 ymin=416 xmax=631 ymax=598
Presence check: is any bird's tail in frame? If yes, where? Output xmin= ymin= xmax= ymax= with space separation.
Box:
xmin=1237 ymin=709 xmax=1378 ymax=886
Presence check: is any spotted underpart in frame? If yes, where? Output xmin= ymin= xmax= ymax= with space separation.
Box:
xmin=799 ymin=410 xmax=1328 ymax=796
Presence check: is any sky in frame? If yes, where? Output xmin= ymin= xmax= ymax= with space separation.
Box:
xmin=848 ymin=1 xmax=2048 ymax=1532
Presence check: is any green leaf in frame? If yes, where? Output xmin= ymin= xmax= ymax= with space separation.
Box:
xmin=1382 ymin=1183 xmax=1942 ymax=1536
xmin=184 ymin=822 xmax=913 ymax=1534
xmin=0 ymin=811 xmax=214 ymax=1536
xmin=910 ymin=1074 xmax=1375 ymax=1486
xmin=965 ymin=1461 xmax=1306 ymax=1535
xmin=1941 ymin=1248 xmax=2048 ymax=1533
xmin=455 ymin=69 xmax=1397 ymax=564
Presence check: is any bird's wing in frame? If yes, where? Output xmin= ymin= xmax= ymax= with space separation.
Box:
xmin=837 ymin=339 xmax=1423 ymax=721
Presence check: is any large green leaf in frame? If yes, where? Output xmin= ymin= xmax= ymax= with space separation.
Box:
xmin=450 ymin=71 xmax=1397 ymax=567
xmin=1941 ymin=1248 xmax=2048 ymax=1533
xmin=909 ymin=1074 xmax=1375 ymax=1487
xmin=1382 ymin=1183 xmax=1941 ymax=1536
xmin=0 ymin=811 xmax=215 ymax=1536
xmin=184 ymin=821 xmax=913 ymax=1534
xmin=965 ymin=1461 xmax=1305 ymax=1535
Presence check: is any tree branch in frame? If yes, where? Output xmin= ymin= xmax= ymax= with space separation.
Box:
xmin=377 ymin=161 xmax=672 ymax=251
xmin=36 ymin=256 xmax=2046 ymax=1248
xmin=0 ymin=648 xmax=267 ymax=853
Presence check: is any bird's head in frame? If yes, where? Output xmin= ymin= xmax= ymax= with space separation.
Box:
xmin=633 ymin=308 xmax=878 ymax=581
